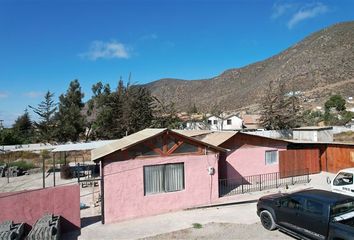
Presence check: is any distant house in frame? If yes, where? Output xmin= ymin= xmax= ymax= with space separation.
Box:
xmin=241 ymin=114 xmax=261 ymax=129
xmin=92 ymin=128 xmax=224 ymax=223
xmin=207 ymin=114 xmax=243 ymax=131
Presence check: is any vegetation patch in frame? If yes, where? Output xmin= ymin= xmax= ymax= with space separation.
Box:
xmin=9 ymin=160 xmax=36 ymax=170
xmin=192 ymin=223 xmax=203 ymax=229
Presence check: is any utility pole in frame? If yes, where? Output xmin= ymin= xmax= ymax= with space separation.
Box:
xmin=42 ymin=153 xmax=45 ymax=188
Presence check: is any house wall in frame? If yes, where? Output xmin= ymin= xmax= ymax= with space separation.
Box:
xmin=219 ymin=133 xmax=287 ymax=180
xmin=293 ymin=130 xmax=333 ymax=142
xmin=208 ymin=116 xmax=223 ymax=131
xmin=223 ymin=116 xmax=243 ymax=130
xmin=0 ymin=184 xmax=80 ymax=232
xmin=102 ymin=153 xmax=219 ymax=223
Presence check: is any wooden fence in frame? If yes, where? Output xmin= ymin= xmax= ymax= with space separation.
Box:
xmin=279 ymin=149 xmax=320 ymax=178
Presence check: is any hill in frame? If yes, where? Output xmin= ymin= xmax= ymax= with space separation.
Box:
xmin=144 ymin=21 xmax=354 ymax=113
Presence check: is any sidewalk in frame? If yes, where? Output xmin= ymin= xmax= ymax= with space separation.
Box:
xmin=65 ymin=172 xmax=334 ymax=240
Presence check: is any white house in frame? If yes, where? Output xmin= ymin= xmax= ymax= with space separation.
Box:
xmin=207 ymin=114 xmax=243 ymax=131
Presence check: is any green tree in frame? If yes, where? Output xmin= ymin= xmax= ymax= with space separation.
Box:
xmin=29 ymin=91 xmax=57 ymax=143
xmin=88 ymin=79 xmax=154 ymax=139
xmin=325 ymin=94 xmax=346 ymax=112
xmin=0 ymin=128 xmax=21 ymax=145
xmin=55 ymin=79 xmax=85 ymax=142
xmin=12 ymin=109 xmax=33 ymax=143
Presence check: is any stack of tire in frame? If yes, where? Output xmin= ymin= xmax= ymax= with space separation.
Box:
xmin=0 ymin=220 xmax=24 ymax=240
xmin=27 ymin=214 xmax=61 ymax=240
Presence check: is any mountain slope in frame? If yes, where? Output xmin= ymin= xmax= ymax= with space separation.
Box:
xmin=144 ymin=21 xmax=354 ymax=112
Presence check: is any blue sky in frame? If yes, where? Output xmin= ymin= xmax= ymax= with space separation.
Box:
xmin=0 ymin=0 xmax=353 ymax=127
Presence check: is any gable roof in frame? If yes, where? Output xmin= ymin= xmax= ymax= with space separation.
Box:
xmin=91 ymin=128 xmax=226 ymax=162
xmin=199 ymin=131 xmax=237 ymax=146
xmin=173 ymin=130 xmax=213 ymax=137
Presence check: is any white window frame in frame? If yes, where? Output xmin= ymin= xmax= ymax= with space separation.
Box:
xmin=265 ymin=150 xmax=278 ymax=165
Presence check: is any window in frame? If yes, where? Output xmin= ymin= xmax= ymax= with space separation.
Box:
xmin=213 ymin=120 xmax=217 ymax=124
xmin=333 ymin=172 xmax=353 ymax=186
xmin=281 ymin=196 xmax=303 ymax=210
xmin=144 ymin=163 xmax=184 ymax=195
xmin=207 ymin=120 xmax=212 ymax=125
xmin=305 ymin=200 xmax=323 ymax=215
xmin=265 ymin=150 xmax=278 ymax=165
xmin=227 ymin=119 xmax=232 ymax=125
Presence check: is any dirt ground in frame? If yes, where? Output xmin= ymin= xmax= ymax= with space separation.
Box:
xmin=142 ymin=222 xmax=293 ymax=240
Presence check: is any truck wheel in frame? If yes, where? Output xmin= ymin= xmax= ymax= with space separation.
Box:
xmin=260 ymin=210 xmax=276 ymax=231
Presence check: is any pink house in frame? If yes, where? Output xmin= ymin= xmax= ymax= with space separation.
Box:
xmin=92 ymin=129 xmax=290 ymax=223
xmin=92 ymin=129 xmax=225 ymax=224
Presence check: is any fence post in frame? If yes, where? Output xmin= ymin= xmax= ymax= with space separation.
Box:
xmin=276 ymin=172 xmax=278 ymax=188
xmin=307 ymin=169 xmax=310 ymax=183
xmin=291 ymin=176 xmax=294 ymax=185
xmin=241 ymin=177 xmax=244 ymax=194
xmin=77 ymin=163 xmax=80 ymax=184
xmin=259 ymin=174 xmax=262 ymax=191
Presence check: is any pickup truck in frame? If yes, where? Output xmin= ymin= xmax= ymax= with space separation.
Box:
xmin=328 ymin=168 xmax=354 ymax=197
xmin=257 ymin=189 xmax=354 ymax=240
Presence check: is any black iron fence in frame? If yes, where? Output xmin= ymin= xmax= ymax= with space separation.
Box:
xmin=219 ymin=169 xmax=310 ymax=197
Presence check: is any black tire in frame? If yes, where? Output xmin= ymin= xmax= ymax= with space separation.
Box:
xmin=260 ymin=210 xmax=277 ymax=231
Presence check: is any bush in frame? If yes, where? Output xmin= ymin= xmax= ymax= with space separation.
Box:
xmin=192 ymin=223 xmax=203 ymax=229
xmin=60 ymin=165 xmax=72 ymax=179
xmin=9 ymin=160 xmax=35 ymax=170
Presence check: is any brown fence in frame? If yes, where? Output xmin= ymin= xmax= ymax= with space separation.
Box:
xmin=279 ymin=149 xmax=320 ymax=178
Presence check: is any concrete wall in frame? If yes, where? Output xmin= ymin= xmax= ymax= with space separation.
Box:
xmin=0 ymin=184 xmax=80 ymax=232
xmin=247 ymin=130 xmax=293 ymax=139
xmin=102 ymin=153 xmax=219 ymax=223
xmin=293 ymin=129 xmax=333 ymax=142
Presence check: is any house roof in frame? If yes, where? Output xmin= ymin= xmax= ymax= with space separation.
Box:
xmin=293 ymin=126 xmax=333 ymax=131
xmin=286 ymin=139 xmax=354 ymax=146
xmin=242 ymin=115 xmax=261 ymax=124
xmin=173 ymin=130 xmax=213 ymax=137
xmin=199 ymin=131 xmax=237 ymax=146
xmin=91 ymin=128 xmax=226 ymax=162
xmin=52 ymin=140 xmax=115 ymax=152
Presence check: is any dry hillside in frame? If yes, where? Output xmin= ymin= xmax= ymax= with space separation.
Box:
xmin=144 ymin=21 xmax=354 ymax=113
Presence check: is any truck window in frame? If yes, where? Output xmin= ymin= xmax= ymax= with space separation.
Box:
xmin=305 ymin=200 xmax=323 ymax=215
xmin=331 ymin=200 xmax=354 ymax=216
xmin=281 ymin=196 xmax=303 ymax=210
xmin=333 ymin=172 xmax=353 ymax=186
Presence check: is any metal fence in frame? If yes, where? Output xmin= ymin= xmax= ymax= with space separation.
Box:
xmin=219 ymin=169 xmax=310 ymax=197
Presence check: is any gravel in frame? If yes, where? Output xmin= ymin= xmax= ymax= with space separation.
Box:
xmin=142 ymin=222 xmax=293 ymax=240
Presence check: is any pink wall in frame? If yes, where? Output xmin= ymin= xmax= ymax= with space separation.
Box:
xmin=103 ymin=154 xmax=219 ymax=223
xmin=0 ymin=184 xmax=80 ymax=232
xmin=224 ymin=145 xmax=287 ymax=179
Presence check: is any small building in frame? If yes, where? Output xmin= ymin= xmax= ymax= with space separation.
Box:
xmin=206 ymin=114 xmax=243 ymax=131
xmin=293 ymin=126 xmax=333 ymax=142
xmin=92 ymin=128 xmax=225 ymax=224
xmin=241 ymin=114 xmax=261 ymax=130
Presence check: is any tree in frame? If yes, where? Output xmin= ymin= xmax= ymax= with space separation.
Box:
xmin=88 ymin=79 xmax=154 ymax=139
xmin=150 ymin=97 xmax=182 ymax=129
xmin=29 ymin=91 xmax=57 ymax=143
xmin=325 ymin=94 xmax=346 ymax=112
xmin=12 ymin=109 xmax=33 ymax=144
xmin=323 ymin=94 xmax=352 ymax=126
xmin=55 ymin=80 xmax=85 ymax=142
xmin=259 ymin=81 xmax=302 ymax=130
